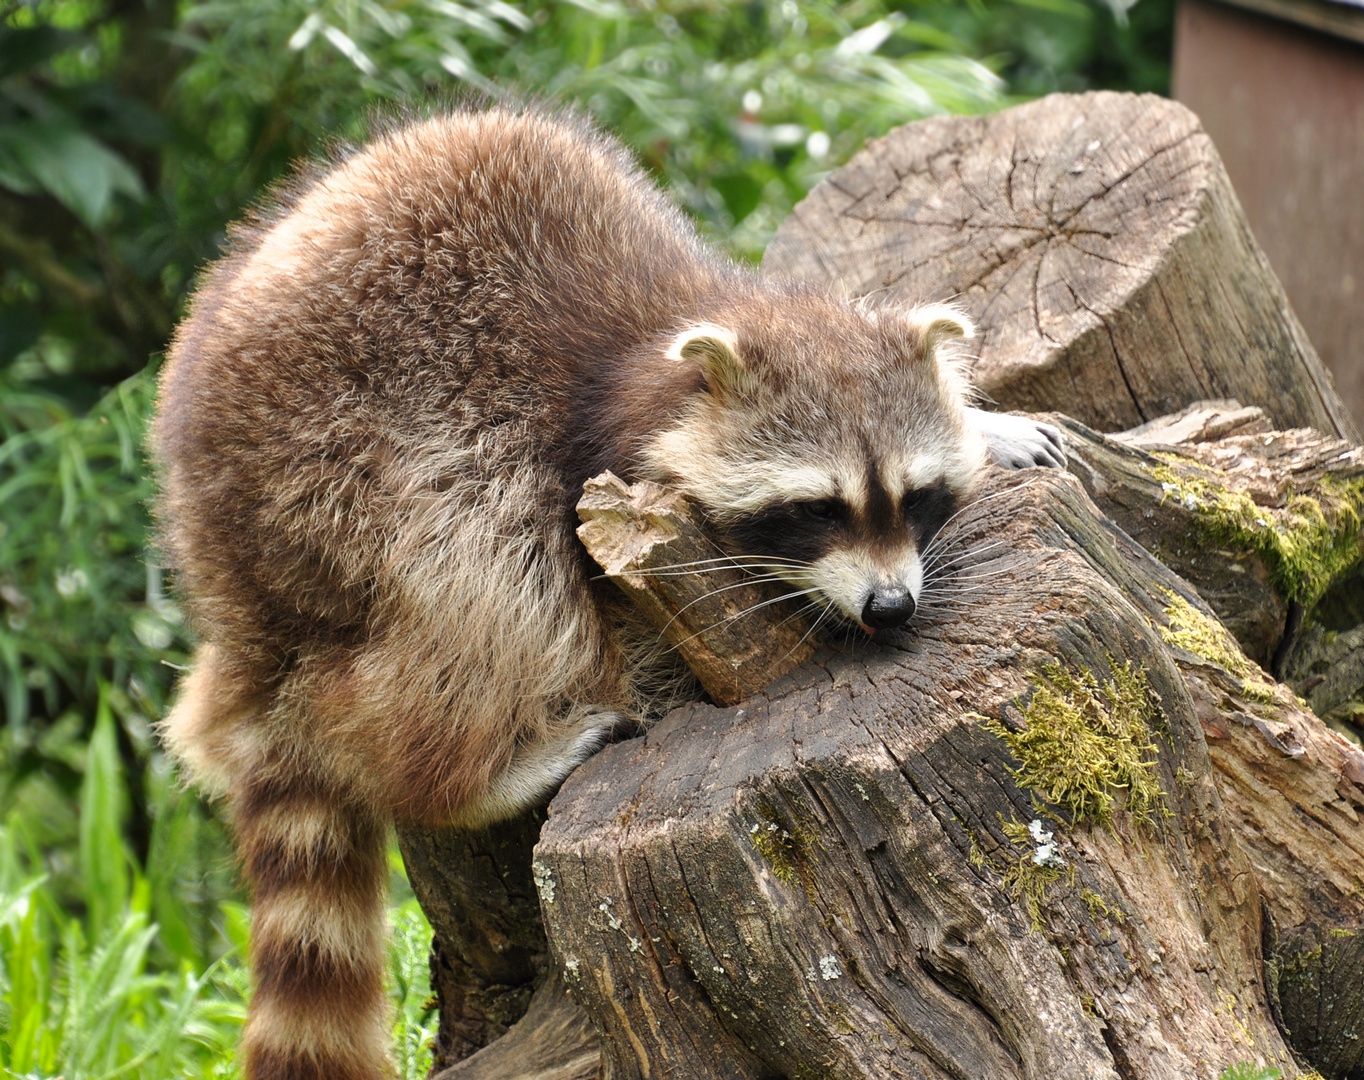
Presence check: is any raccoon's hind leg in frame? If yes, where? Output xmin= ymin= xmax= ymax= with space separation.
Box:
xmin=457 ymin=707 xmax=622 ymax=828
xmin=965 ymin=406 xmax=1066 ymax=469
xmin=233 ymin=770 xmax=391 ymax=1080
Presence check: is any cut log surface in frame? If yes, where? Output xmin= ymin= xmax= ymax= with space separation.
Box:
xmin=764 ymin=92 xmax=1361 ymax=443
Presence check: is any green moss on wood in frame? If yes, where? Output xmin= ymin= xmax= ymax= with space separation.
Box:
xmin=984 ymin=661 xmax=1167 ymax=828
xmin=1146 ymin=456 xmax=1364 ymax=610
xmin=747 ymin=799 xmax=819 ymax=897
xmin=1159 ymin=589 xmax=1277 ymax=702
xmin=1079 ymin=886 xmax=1124 ymax=925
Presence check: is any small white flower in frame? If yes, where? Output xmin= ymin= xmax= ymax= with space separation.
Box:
xmin=56 ymin=567 xmax=88 ymax=597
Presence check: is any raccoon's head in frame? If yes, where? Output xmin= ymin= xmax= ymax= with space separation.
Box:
xmin=642 ymin=295 xmax=988 ymax=632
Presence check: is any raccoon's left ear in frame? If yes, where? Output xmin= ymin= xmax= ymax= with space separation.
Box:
xmin=901 ymin=304 xmax=975 ymax=356
xmin=668 ymin=324 xmax=751 ymax=397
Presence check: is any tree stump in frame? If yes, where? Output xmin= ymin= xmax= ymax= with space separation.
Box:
xmin=531 ymin=466 xmax=1363 ymax=1080
xmin=1044 ymin=400 xmax=1364 ymax=676
xmin=763 ymin=91 xmax=1360 ymax=443
xmin=401 ymin=92 xmax=1364 ymax=1080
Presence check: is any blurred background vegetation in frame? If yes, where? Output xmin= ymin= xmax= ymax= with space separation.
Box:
xmin=0 ymin=0 xmax=1172 ymax=1073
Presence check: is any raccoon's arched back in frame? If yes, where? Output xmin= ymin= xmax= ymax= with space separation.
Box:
xmin=153 ymin=105 xmax=733 ymax=670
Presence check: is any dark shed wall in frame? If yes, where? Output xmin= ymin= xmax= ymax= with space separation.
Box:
xmin=1173 ymin=0 xmax=1364 ymax=429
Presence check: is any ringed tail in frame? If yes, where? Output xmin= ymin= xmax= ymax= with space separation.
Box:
xmin=234 ymin=774 xmax=391 ymax=1080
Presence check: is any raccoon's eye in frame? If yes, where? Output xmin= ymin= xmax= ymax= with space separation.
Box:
xmin=799 ymin=499 xmax=844 ymax=522
xmin=901 ymin=489 xmax=927 ymax=514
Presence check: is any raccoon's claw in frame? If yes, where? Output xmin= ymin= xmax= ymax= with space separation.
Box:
xmin=966 ymin=407 xmax=1067 ymax=470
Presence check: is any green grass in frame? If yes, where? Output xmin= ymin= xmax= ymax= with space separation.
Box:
xmin=0 ymin=691 xmax=437 ymax=1079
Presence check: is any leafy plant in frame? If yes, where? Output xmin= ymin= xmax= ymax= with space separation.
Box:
xmin=1218 ymin=1064 xmax=1283 ymax=1080
xmin=0 ymin=698 xmax=246 ymax=1078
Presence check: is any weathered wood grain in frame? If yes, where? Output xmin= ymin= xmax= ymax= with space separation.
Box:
xmin=764 ymin=92 xmax=1360 ymax=443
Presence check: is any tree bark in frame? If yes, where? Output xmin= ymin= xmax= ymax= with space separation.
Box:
xmin=763 ymin=91 xmax=1360 ymax=444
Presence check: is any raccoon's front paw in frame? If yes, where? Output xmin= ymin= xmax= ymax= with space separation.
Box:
xmin=966 ymin=407 xmax=1067 ymax=470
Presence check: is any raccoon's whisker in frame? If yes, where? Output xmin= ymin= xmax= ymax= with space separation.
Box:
xmin=920 ymin=540 xmax=1011 ymax=574
xmin=609 ymin=561 xmax=810 ymax=580
xmin=774 ymin=597 xmax=825 ymax=631
xmin=923 ymin=564 xmax=1023 ymax=587
xmin=922 ymin=578 xmax=998 ymax=602
xmin=919 ymin=579 xmax=1000 ymax=596
xmin=599 ymin=555 xmax=812 ymax=580
xmin=658 ymin=575 xmax=810 ymax=633
xmin=773 ymin=601 xmax=836 ymax=668
xmin=626 ymin=554 xmax=810 ymax=572
xmin=669 ymin=587 xmax=825 ymax=650
xmin=923 ymin=534 xmax=1011 ymax=559
xmin=919 ymin=478 xmax=1043 ymax=561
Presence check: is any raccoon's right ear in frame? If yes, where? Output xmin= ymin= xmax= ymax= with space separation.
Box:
xmin=902 ymin=304 xmax=975 ymax=356
xmin=667 ymin=324 xmax=751 ymax=398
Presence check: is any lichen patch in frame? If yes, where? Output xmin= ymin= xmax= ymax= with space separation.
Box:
xmin=1000 ymin=815 xmax=1075 ymax=933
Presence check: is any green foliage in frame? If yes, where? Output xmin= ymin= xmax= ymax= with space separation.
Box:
xmin=1218 ymin=1065 xmax=1283 ymax=1080
xmin=0 ymin=698 xmax=246 ymax=1078
xmin=389 ymin=847 xmax=439 ymax=1080
xmin=0 ymin=692 xmax=434 ymax=1078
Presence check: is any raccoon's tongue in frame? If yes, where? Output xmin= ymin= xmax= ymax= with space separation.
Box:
xmin=859 ymin=623 xmax=876 ymax=636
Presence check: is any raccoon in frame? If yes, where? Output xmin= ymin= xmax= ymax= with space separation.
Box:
xmin=152 ymin=105 xmax=1063 ymax=1080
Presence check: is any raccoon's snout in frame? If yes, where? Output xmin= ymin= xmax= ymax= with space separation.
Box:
xmin=861 ymin=587 xmax=916 ymax=629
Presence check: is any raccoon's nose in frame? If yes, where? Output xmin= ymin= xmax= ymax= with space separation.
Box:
xmin=862 ymin=587 xmax=916 ymax=629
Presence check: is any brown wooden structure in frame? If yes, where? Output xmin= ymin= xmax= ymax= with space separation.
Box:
xmin=1174 ymin=0 xmax=1364 ymax=430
